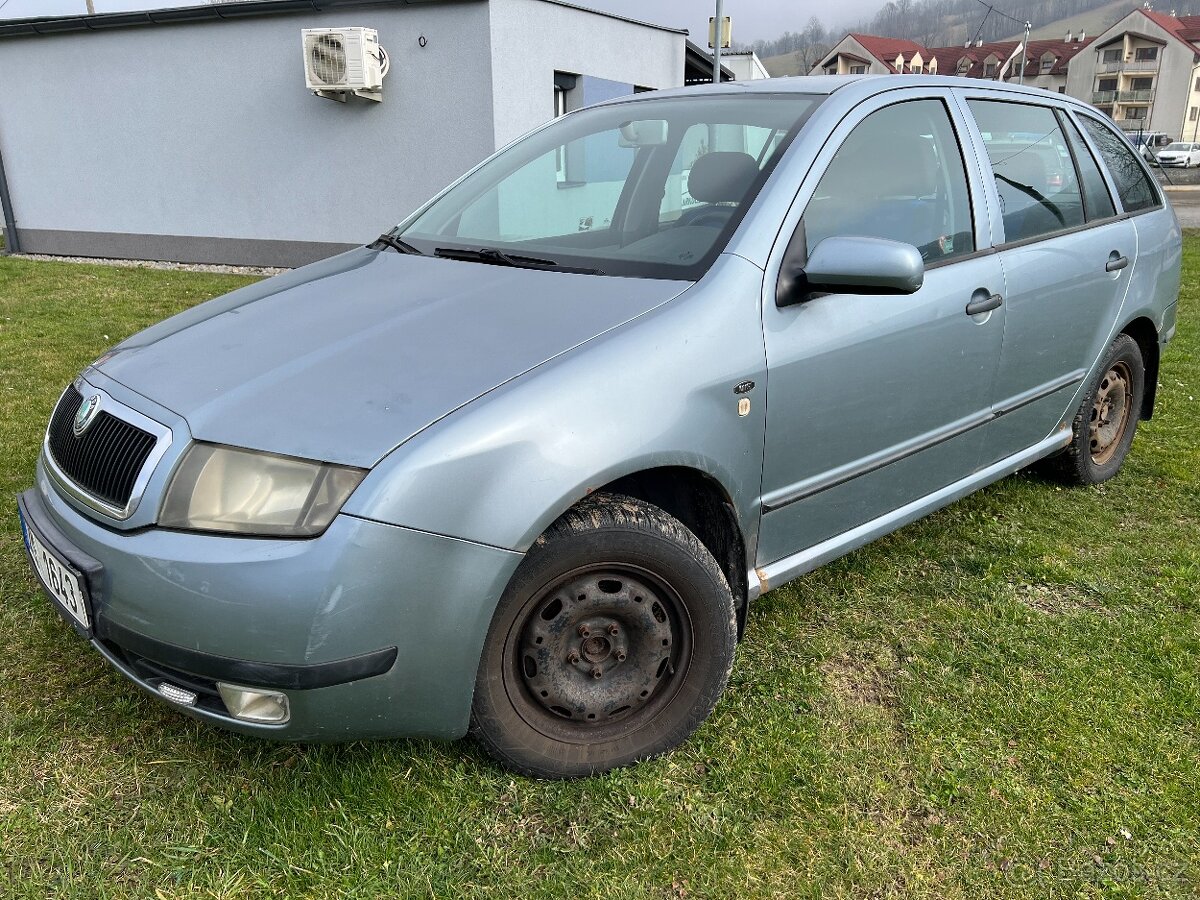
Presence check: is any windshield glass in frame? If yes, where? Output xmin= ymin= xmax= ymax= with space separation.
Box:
xmin=1165 ymin=143 xmax=1191 ymax=151
xmin=398 ymin=93 xmax=822 ymax=279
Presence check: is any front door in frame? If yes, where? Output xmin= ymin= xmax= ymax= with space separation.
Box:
xmin=756 ymin=92 xmax=1006 ymax=566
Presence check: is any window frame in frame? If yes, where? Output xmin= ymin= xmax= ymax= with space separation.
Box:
xmin=1070 ymin=109 xmax=1164 ymax=216
xmin=796 ymin=94 xmax=981 ymax=273
xmin=965 ymin=96 xmax=1093 ymax=248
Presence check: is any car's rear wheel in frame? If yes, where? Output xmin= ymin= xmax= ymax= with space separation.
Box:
xmin=1038 ymin=333 xmax=1144 ymax=485
xmin=471 ymin=493 xmax=737 ymax=779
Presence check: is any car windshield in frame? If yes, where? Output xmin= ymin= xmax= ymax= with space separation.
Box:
xmin=1165 ymin=143 xmax=1191 ymax=151
xmin=397 ymin=93 xmax=823 ymax=279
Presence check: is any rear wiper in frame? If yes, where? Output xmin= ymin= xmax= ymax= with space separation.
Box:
xmin=370 ymin=232 xmax=423 ymax=255
xmin=434 ymin=246 xmax=602 ymax=275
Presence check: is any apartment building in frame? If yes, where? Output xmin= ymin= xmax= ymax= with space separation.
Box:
xmin=1066 ymin=7 xmax=1200 ymax=140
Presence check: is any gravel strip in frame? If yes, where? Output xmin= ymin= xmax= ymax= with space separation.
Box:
xmin=6 ymin=253 xmax=288 ymax=277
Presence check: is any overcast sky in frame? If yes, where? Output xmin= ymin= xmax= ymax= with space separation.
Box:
xmin=0 ymin=0 xmax=884 ymax=43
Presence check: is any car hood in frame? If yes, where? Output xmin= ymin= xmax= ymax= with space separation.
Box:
xmin=97 ymin=248 xmax=689 ymax=468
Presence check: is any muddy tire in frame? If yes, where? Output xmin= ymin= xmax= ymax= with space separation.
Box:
xmin=470 ymin=493 xmax=737 ymax=779
xmin=1038 ymin=333 xmax=1145 ymax=486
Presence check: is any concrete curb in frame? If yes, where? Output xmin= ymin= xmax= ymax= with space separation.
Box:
xmin=1162 ymin=184 xmax=1200 ymax=192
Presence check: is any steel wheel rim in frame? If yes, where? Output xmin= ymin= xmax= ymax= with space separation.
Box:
xmin=1090 ymin=360 xmax=1133 ymax=466
xmin=502 ymin=564 xmax=693 ymax=745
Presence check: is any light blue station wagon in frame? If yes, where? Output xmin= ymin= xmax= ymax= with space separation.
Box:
xmin=18 ymin=76 xmax=1181 ymax=777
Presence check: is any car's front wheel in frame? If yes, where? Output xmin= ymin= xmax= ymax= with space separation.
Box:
xmin=471 ymin=493 xmax=737 ymax=778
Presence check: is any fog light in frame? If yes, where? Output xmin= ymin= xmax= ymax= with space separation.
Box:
xmin=217 ymin=683 xmax=291 ymax=724
xmin=158 ymin=682 xmax=198 ymax=706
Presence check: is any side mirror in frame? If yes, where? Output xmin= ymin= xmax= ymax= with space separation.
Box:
xmin=776 ymin=234 xmax=925 ymax=307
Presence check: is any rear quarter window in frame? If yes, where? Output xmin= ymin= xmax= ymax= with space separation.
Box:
xmin=1077 ymin=115 xmax=1161 ymax=213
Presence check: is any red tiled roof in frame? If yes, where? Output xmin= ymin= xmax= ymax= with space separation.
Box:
xmin=847 ymin=32 xmax=926 ymax=72
xmin=843 ymin=34 xmax=1090 ymax=79
xmin=1138 ymin=9 xmax=1200 ymax=49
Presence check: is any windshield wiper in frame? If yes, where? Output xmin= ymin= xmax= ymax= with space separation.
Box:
xmin=370 ymin=232 xmax=424 ymax=255
xmin=434 ymin=246 xmax=602 ymax=275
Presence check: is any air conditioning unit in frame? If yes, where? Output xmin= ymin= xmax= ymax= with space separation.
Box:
xmin=302 ymin=27 xmax=389 ymax=102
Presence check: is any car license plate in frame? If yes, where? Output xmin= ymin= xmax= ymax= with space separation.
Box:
xmin=19 ymin=510 xmax=91 ymax=630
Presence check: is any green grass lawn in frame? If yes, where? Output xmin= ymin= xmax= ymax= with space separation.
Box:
xmin=1 ymin=246 xmax=1197 ymax=899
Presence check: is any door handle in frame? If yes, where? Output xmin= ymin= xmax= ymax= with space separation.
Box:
xmin=965 ymin=290 xmax=1003 ymax=316
xmin=1106 ymin=252 xmax=1129 ymax=272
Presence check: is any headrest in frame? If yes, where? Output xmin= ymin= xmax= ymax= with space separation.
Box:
xmin=688 ymin=152 xmax=760 ymax=204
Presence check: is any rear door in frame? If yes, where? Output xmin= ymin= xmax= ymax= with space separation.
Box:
xmin=959 ymin=94 xmax=1138 ymax=463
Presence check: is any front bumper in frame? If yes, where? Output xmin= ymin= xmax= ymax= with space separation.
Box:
xmin=20 ymin=462 xmax=523 ymax=741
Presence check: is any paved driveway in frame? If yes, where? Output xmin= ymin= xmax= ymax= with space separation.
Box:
xmin=1166 ymin=189 xmax=1200 ymax=228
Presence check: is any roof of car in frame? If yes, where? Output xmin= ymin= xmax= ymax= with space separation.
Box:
xmin=610 ymin=74 xmax=1100 ymax=110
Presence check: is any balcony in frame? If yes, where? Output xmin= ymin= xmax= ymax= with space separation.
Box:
xmin=1096 ymin=58 xmax=1160 ymax=73
xmin=1117 ymin=118 xmax=1151 ymax=131
xmin=1092 ymin=90 xmax=1117 ymax=103
xmin=1116 ymin=89 xmax=1154 ymax=103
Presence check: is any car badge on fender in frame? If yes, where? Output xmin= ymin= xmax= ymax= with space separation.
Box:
xmin=73 ymin=394 xmax=102 ymax=437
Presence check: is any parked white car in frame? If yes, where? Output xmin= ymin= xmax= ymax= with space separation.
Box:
xmin=1154 ymin=141 xmax=1200 ymax=167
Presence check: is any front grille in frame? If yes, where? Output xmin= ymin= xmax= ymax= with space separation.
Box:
xmin=47 ymin=385 xmax=158 ymax=510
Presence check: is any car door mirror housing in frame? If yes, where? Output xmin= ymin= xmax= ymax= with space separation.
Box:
xmin=777 ymin=235 xmax=925 ymax=306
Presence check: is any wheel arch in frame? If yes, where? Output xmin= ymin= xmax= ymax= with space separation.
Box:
xmin=1120 ymin=316 xmax=1160 ymax=420
xmin=597 ymin=466 xmax=751 ymax=638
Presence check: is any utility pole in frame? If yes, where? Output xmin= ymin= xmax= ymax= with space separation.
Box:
xmin=712 ymin=0 xmax=724 ymax=84
xmin=85 ymin=0 xmax=96 ymax=13
xmin=1017 ymin=20 xmax=1030 ymax=86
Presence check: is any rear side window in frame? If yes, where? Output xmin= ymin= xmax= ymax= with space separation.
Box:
xmin=968 ymin=99 xmax=1084 ymax=244
xmin=1059 ymin=113 xmax=1116 ymax=221
xmin=1077 ymin=115 xmax=1161 ymax=213
xmin=803 ymin=98 xmax=974 ymax=263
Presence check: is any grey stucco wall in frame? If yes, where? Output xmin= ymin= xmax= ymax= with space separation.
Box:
xmin=0 ymin=2 xmax=497 ymax=264
xmin=488 ymin=0 xmax=683 ymax=148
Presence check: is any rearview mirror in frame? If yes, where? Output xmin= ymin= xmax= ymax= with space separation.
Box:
xmin=618 ymin=119 xmax=668 ymax=148
xmin=777 ymin=234 xmax=924 ymax=307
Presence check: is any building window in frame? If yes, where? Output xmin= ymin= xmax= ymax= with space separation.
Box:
xmin=1126 ymin=106 xmax=1147 ymax=120
xmin=849 ymin=65 xmax=866 ymax=74
xmin=1134 ymin=46 xmax=1158 ymax=61
xmin=957 ymin=57 xmax=970 ymax=74
xmin=984 ymin=57 xmax=998 ymax=77
xmin=1191 ymin=106 xmax=1199 ymax=122
xmin=1194 ymin=76 xmax=1200 ymax=91
xmin=826 ymin=66 xmax=837 ymax=75
xmin=1098 ymin=78 xmax=1117 ymax=91
xmin=1041 ymin=54 xmax=1055 ymax=73
xmin=911 ymin=63 xmax=923 ymax=74
xmin=1131 ymin=76 xmax=1153 ymax=91
xmin=1102 ymin=48 xmax=1121 ymax=62
xmin=1058 ymin=86 xmax=1066 ymax=93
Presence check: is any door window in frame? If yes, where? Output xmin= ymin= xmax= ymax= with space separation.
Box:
xmin=1077 ymin=114 xmax=1161 ymax=213
xmin=969 ymin=99 xmax=1085 ymax=243
xmin=803 ymin=98 xmax=974 ymax=263
xmin=1059 ymin=113 xmax=1116 ymax=220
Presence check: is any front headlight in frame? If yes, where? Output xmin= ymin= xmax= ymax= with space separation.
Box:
xmin=159 ymin=443 xmax=366 ymax=537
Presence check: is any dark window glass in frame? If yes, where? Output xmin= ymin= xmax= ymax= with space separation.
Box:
xmin=803 ymin=99 xmax=974 ymax=263
xmin=1102 ymin=48 xmax=1121 ymax=62
xmin=1134 ymin=46 xmax=1158 ymax=61
xmin=1098 ymin=78 xmax=1117 ymax=91
xmin=969 ymin=99 xmax=1085 ymax=243
xmin=1060 ymin=114 xmax=1116 ymax=220
xmin=1079 ymin=115 xmax=1160 ymax=212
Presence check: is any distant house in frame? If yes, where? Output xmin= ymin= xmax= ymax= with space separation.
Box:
xmin=718 ymin=50 xmax=771 ymax=81
xmin=1066 ymin=7 xmax=1200 ymax=141
xmin=813 ymin=31 xmax=1091 ymax=95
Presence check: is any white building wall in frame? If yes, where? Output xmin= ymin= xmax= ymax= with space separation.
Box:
xmin=488 ymin=0 xmax=684 ymax=148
